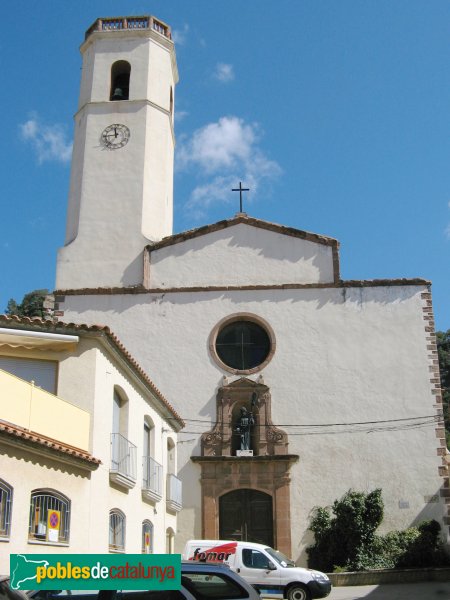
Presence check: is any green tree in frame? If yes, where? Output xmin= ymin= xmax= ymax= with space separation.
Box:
xmin=4 ymin=289 xmax=49 ymax=319
xmin=373 ymin=519 xmax=449 ymax=569
xmin=307 ymin=489 xmax=384 ymax=572
xmin=307 ymin=491 xmax=449 ymax=572
xmin=437 ymin=330 xmax=450 ymax=448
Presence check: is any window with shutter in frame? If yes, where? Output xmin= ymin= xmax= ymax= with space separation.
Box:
xmin=0 ymin=357 xmax=57 ymax=393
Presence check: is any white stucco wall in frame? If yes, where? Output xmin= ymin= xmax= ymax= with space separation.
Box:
xmin=85 ymin=344 xmax=179 ymax=557
xmin=149 ymin=224 xmax=336 ymax=288
xmin=57 ymin=29 xmax=176 ymax=290
xmin=1 ymin=452 xmax=92 ymax=568
xmin=58 ymin=283 xmax=445 ymax=563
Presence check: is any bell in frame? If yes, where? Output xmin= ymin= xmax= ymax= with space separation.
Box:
xmin=112 ymin=87 xmax=124 ymax=101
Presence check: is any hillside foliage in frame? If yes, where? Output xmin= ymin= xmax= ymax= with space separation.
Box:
xmin=437 ymin=330 xmax=450 ymax=447
xmin=307 ymin=489 xmax=449 ymax=572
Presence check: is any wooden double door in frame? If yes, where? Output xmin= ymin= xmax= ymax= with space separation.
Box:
xmin=219 ymin=489 xmax=273 ymax=547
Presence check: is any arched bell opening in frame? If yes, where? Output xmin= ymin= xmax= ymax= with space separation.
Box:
xmin=110 ymin=60 xmax=131 ymax=101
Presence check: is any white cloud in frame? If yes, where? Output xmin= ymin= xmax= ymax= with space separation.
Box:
xmin=172 ymin=24 xmax=189 ymax=46
xmin=21 ymin=119 xmax=38 ymax=139
xmin=178 ymin=116 xmax=256 ymax=172
xmin=213 ymin=63 xmax=234 ymax=83
xmin=19 ymin=114 xmax=72 ymax=164
xmin=175 ymin=110 xmax=189 ymax=123
xmin=177 ymin=116 xmax=281 ymax=217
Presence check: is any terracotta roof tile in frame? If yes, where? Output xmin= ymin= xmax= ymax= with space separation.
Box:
xmin=146 ymin=214 xmax=339 ymax=252
xmin=0 ymin=419 xmax=101 ymax=465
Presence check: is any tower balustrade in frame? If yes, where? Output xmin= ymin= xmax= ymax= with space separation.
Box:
xmin=85 ymin=16 xmax=171 ymax=40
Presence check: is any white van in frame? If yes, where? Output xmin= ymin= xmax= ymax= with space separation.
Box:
xmin=183 ymin=540 xmax=331 ymax=600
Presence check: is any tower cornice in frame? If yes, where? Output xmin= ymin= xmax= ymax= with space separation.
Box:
xmin=80 ymin=17 xmax=179 ymax=84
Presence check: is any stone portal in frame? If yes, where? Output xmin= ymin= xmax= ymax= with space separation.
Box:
xmin=192 ymin=378 xmax=298 ymax=554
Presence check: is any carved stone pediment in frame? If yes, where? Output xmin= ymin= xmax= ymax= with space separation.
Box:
xmin=201 ymin=378 xmax=288 ymax=457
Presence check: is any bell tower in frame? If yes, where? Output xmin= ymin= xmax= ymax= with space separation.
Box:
xmin=56 ymin=16 xmax=178 ymax=289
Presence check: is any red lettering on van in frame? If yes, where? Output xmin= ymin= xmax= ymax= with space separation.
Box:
xmin=190 ymin=542 xmax=237 ymax=562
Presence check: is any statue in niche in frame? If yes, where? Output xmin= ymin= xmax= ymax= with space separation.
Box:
xmin=235 ymin=406 xmax=255 ymax=451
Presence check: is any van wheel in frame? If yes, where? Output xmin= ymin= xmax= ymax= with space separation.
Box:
xmin=286 ymin=585 xmax=311 ymax=600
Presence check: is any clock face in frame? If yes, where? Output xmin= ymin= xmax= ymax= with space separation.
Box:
xmin=101 ymin=124 xmax=130 ymax=149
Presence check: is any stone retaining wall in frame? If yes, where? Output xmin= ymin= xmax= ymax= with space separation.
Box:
xmin=328 ymin=567 xmax=450 ymax=586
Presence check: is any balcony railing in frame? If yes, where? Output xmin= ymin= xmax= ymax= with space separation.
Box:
xmin=85 ymin=16 xmax=172 ymax=41
xmin=166 ymin=473 xmax=182 ymax=512
xmin=110 ymin=433 xmax=137 ymax=489
xmin=142 ymin=456 xmax=163 ymax=502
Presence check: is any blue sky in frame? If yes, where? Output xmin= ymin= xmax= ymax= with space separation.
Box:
xmin=1 ymin=1 xmax=449 ymax=330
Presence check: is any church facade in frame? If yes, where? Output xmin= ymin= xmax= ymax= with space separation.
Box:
xmin=53 ymin=16 xmax=448 ymax=561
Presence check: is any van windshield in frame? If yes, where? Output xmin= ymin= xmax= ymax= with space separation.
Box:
xmin=264 ymin=548 xmax=296 ymax=568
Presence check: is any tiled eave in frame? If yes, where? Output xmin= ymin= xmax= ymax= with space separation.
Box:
xmin=0 ymin=419 xmax=101 ymax=471
xmin=54 ymin=277 xmax=431 ymax=297
xmin=146 ymin=214 xmax=339 ymax=252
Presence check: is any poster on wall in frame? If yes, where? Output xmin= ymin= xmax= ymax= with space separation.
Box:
xmin=47 ymin=510 xmax=61 ymax=542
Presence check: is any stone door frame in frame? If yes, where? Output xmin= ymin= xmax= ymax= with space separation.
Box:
xmin=191 ymin=455 xmax=298 ymax=555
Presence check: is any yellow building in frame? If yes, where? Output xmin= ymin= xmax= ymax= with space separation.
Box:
xmin=0 ymin=315 xmax=184 ymax=573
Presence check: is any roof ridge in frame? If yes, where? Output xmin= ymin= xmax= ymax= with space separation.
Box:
xmin=146 ymin=214 xmax=339 ymax=253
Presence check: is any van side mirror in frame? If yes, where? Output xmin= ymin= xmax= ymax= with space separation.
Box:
xmin=267 ymin=562 xmax=277 ymax=571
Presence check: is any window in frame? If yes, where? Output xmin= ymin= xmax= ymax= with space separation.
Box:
xmin=34 ymin=593 xmax=100 ymax=599
xmin=111 ymin=388 xmax=136 ymax=482
xmin=211 ymin=315 xmax=275 ymax=373
xmin=167 ymin=438 xmax=175 ymax=475
xmin=142 ymin=520 xmax=153 ymax=553
xmin=0 ymin=356 xmax=57 ymax=393
xmin=121 ymin=593 xmax=184 ymax=600
xmin=0 ymin=479 xmax=13 ymax=538
xmin=142 ymin=419 xmax=162 ymax=498
xmin=29 ymin=489 xmax=70 ymax=544
xmin=109 ymin=509 xmax=125 ymax=552
xmin=110 ymin=61 xmax=130 ymax=100
xmin=242 ymin=549 xmax=272 ymax=570
xmin=166 ymin=438 xmax=182 ymax=511
xmin=143 ymin=419 xmax=154 ymax=460
xmin=181 ymin=572 xmax=249 ymax=600
xmin=112 ymin=389 xmax=127 ymax=438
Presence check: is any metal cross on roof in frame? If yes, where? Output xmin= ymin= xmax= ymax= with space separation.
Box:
xmin=232 ymin=182 xmax=250 ymax=213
